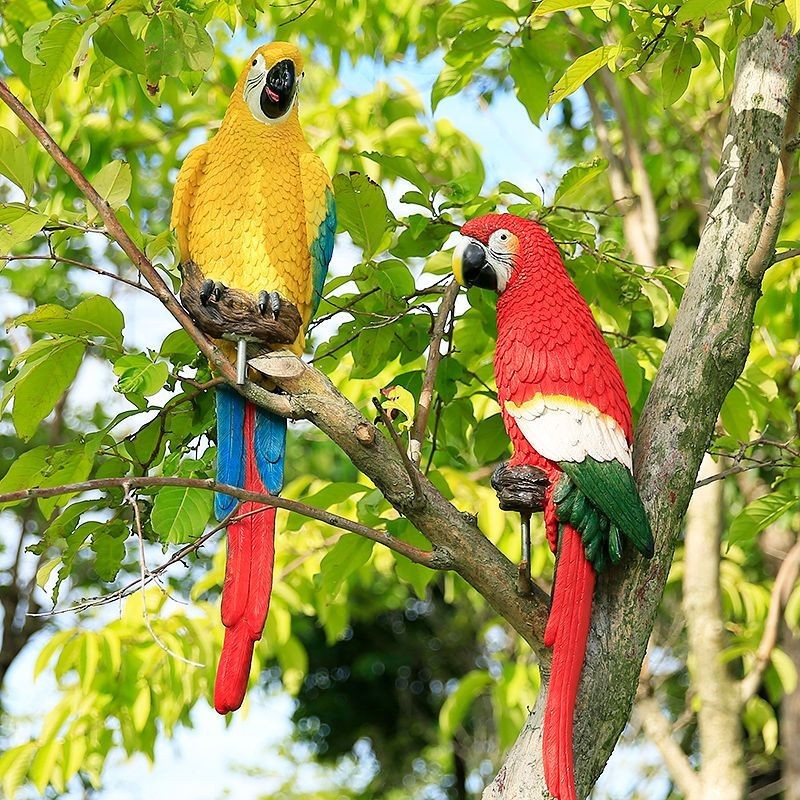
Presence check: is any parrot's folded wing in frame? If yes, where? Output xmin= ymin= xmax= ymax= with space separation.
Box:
xmin=558 ymin=457 xmax=654 ymax=560
xmin=300 ymin=153 xmax=336 ymax=316
xmin=171 ymin=142 xmax=210 ymax=262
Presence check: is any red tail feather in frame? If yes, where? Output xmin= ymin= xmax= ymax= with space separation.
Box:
xmin=543 ymin=522 xmax=595 ymax=800
xmin=214 ymin=402 xmax=276 ymax=715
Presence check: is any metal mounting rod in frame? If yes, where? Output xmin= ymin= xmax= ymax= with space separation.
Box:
xmin=235 ymin=337 xmax=247 ymax=385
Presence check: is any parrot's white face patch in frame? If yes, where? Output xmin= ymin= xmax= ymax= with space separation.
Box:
xmin=243 ymin=54 xmax=301 ymax=125
xmin=482 ymin=229 xmax=516 ymax=293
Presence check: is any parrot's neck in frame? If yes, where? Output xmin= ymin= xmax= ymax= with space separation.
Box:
xmin=219 ymin=98 xmax=304 ymax=145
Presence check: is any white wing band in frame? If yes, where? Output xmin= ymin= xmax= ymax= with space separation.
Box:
xmin=505 ymin=394 xmax=632 ymax=469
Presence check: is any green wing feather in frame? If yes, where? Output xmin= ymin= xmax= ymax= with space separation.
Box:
xmin=554 ymin=458 xmax=654 ymax=570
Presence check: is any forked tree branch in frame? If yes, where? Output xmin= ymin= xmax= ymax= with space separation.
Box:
xmin=0 ymin=76 xmax=550 ymax=654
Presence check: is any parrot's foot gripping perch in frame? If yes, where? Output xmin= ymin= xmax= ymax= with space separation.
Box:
xmin=179 ymin=260 xmax=303 ymax=345
xmin=491 ymin=463 xmax=548 ymax=596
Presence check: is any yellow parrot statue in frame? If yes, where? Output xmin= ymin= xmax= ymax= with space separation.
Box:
xmin=171 ymin=41 xmax=336 ymax=714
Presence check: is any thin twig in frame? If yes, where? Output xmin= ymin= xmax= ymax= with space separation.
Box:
xmin=409 ymin=281 xmax=459 ymax=465
xmin=740 ymin=540 xmax=800 ymax=702
xmin=372 ymin=397 xmax=425 ymax=506
xmin=3 ymin=475 xmax=446 ymax=569
xmin=1 ymin=254 xmax=159 ymax=296
xmin=772 ymin=247 xmax=800 ymax=264
xmin=278 ymin=0 xmax=317 ymax=25
xmin=124 ymin=483 xmax=204 ymax=667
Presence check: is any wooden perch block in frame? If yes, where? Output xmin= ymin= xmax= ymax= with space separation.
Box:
xmin=491 ymin=462 xmax=548 ymax=513
xmin=179 ymin=260 xmax=303 ymax=345
xmin=248 ymin=352 xmax=305 ymax=379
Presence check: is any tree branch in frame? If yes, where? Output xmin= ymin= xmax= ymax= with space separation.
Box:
xmin=0 ymin=254 xmax=158 ymax=296
xmin=0 ymin=476 xmax=448 ymax=570
xmin=683 ymin=456 xmax=745 ymax=797
xmin=741 ymin=539 xmax=800 ymax=702
xmin=635 ymin=672 xmax=700 ymax=800
xmin=409 ymin=280 xmax=459 ymax=465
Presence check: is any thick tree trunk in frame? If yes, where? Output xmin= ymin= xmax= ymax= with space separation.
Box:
xmin=483 ymin=19 xmax=800 ymax=799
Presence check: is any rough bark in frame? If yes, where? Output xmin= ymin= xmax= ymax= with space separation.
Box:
xmin=483 ymin=20 xmax=800 ymax=799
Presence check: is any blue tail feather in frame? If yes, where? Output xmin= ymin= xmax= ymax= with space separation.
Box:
xmin=254 ymin=407 xmax=286 ymax=495
xmin=215 ymin=387 xmax=245 ymax=520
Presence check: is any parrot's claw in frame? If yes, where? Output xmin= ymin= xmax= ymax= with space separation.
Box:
xmin=258 ymin=290 xmax=282 ymax=319
xmin=200 ymin=280 xmax=228 ymax=306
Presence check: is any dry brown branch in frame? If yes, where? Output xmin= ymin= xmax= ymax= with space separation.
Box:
xmin=409 ymin=280 xmax=459 ymax=465
xmin=741 ymin=540 xmax=800 ymax=702
xmin=636 ymin=660 xmax=700 ymax=800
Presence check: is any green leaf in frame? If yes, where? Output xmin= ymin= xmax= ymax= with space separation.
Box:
xmin=94 ymin=17 xmax=146 ymax=74
xmin=29 ymin=738 xmax=59 ymax=795
xmin=770 ymin=647 xmax=798 ymax=694
xmin=284 ymin=482 xmax=369 ymax=531
xmin=0 ymin=446 xmax=48 ymax=501
xmin=532 ymin=0 xmax=594 ymax=17
xmin=612 ymin=347 xmax=644 ymax=407
xmin=720 ymin=384 xmax=754 ymax=442
xmin=439 ymin=670 xmax=493 ymax=738
xmin=28 ymin=18 xmax=84 ymax=116
xmin=9 ymin=339 xmax=84 ymax=440
xmin=0 ymin=742 xmax=36 ymax=800
xmin=361 ymin=151 xmax=432 ymax=196
xmin=174 ymin=10 xmax=214 ymax=73
xmin=145 ymin=13 xmax=183 ymax=84
xmin=437 ymin=0 xmax=517 ymax=38
xmin=788 ymin=0 xmax=800 ymax=34
xmin=375 ymin=259 xmax=416 ymax=297
xmin=14 ymin=295 xmax=124 ymax=345
xmin=91 ymin=522 xmax=127 ymax=581
xmin=729 ymin=489 xmax=797 ymax=543
xmin=432 ymin=64 xmax=473 ymax=111
xmin=333 ymin=172 xmax=393 ymax=259
xmin=92 ymin=160 xmax=132 ymax=212
xmin=151 ymin=485 xmax=212 ymax=544
xmin=0 ymin=204 xmax=47 ymax=252
xmin=113 ymin=354 xmax=169 ymax=397
xmin=0 ymin=128 xmax=34 ymax=198
xmin=318 ymin=534 xmax=373 ymax=598
xmin=549 ymin=45 xmax=619 ymax=108
xmin=509 ymin=45 xmax=550 ymax=124
xmin=554 ymin=158 xmax=608 ymax=204
xmin=473 ymin=414 xmax=510 ymax=463
xmin=662 ymin=37 xmax=701 ymax=106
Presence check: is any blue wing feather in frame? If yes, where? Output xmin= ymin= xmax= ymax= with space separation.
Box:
xmin=215 ymin=387 xmax=245 ymax=520
xmin=310 ymin=187 xmax=336 ymax=317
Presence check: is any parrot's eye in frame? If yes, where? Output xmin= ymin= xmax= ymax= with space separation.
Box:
xmin=252 ymin=59 xmax=257 ymax=66
xmin=499 ymin=233 xmax=508 ymax=241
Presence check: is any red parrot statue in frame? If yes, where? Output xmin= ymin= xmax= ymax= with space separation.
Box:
xmin=452 ymin=213 xmax=654 ymax=800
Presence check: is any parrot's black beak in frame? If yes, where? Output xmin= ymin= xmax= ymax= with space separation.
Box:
xmin=260 ymin=59 xmax=297 ymax=119
xmin=453 ymin=238 xmax=497 ymax=291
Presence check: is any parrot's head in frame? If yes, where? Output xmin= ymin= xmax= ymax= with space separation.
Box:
xmin=453 ymin=213 xmax=552 ymax=294
xmin=239 ymin=42 xmax=304 ymax=125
